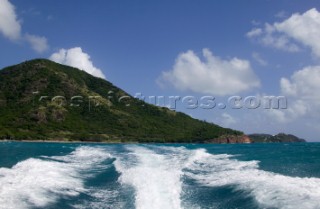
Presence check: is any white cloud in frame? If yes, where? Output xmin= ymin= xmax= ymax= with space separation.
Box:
xmin=0 ymin=0 xmax=49 ymax=53
xmin=274 ymin=8 xmax=320 ymax=58
xmin=50 ymin=47 xmax=106 ymax=79
xmin=246 ymin=28 xmax=262 ymax=37
xmin=268 ymin=65 xmax=320 ymax=123
xmin=158 ymin=48 xmax=260 ymax=96
xmin=247 ymin=8 xmax=320 ymax=58
xmin=0 ymin=0 xmax=21 ymax=40
xmin=25 ymin=34 xmax=49 ymax=53
xmin=266 ymin=100 xmax=308 ymax=123
xmin=218 ymin=113 xmax=237 ymax=128
xmin=247 ymin=23 xmax=300 ymax=52
xmin=252 ymin=52 xmax=267 ymax=66
xmin=280 ymin=66 xmax=320 ymax=101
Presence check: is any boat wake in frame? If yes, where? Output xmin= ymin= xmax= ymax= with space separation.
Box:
xmin=1 ymin=145 xmax=320 ymax=209
xmin=0 ymin=146 xmax=111 ymax=209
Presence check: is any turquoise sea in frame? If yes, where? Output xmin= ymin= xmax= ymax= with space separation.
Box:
xmin=0 ymin=142 xmax=320 ymax=209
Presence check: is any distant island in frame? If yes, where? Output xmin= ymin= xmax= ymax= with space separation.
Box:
xmin=248 ymin=133 xmax=306 ymax=143
xmin=0 ymin=59 xmax=306 ymax=143
xmin=203 ymin=133 xmax=305 ymax=143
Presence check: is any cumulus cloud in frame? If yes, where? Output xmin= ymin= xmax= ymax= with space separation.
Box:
xmin=0 ymin=0 xmax=49 ymax=53
xmin=266 ymin=100 xmax=308 ymax=123
xmin=254 ymin=9 xmax=320 ymax=124
xmin=275 ymin=8 xmax=320 ymax=58
xmin=25 ymin=34 xmax=49 ymax=53
xmin=267 ymin=65 xmax=320 ymax=123
xmin=50 ymin=47 xmax=106 ymax=79
xmin=247 ymin=8 xmax=320 ymax=57
xmin=281 ymin=66 xmax=320 ymax=101
xmin=247 ymin=23 xmax=300 ymax=52
xmin=0 ymin=0 xmax=21 ymax=40
xmin=158 ymin=48 xmax=260 ymax=96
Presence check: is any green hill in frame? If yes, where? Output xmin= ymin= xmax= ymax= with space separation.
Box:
xmin=0 ymin=59 xmax=243 ymax=142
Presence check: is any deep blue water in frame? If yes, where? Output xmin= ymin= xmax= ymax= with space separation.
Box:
xmin=0 ymin=142 xmax=320 ymax=209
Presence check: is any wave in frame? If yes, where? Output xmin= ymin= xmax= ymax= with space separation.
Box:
xmin=114 ymin=145 xmax=320 ymax=209
xmin=184 ymin=148 xmax=320 ymax=209
xmin=1 ymin=144 xmax=320 ymax=209
xmin=0 ymin=146 xmax=112 ymax=209
xmin=114 ymin=145 xmax=187 ymax=209
xmin=72 ymin=187 xmax=124 ymax=209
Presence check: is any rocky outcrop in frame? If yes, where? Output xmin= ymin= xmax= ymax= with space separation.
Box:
xmin=204 ymin=133 xmax=306 ymax=144
xmin=205 ymin=135 xmax=252 ymax=144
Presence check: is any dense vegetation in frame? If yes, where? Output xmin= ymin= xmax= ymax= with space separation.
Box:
xmin=0 ymin=59 xmax=243 ymax=142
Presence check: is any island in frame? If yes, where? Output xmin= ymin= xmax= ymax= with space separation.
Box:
xmin=0 ymin=59 xmax=307 ymax=143
xmin=248 ymin=133 xmax=306 ymax=143
xmin=0 ymin=59 xmax=243 ymax=143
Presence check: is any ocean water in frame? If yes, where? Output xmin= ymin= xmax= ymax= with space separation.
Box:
xmin=0 ymin=142 xmax=320 ymax=209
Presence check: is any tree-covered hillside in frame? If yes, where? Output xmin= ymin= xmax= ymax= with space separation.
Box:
xmin=0 ymin=59 xmax=243 ymax=142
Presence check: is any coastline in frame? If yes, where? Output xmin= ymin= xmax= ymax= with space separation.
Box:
xmin=0 ymin=139 xmax=129 ymax=144
xmin=0 ymin=139 xmax=310 ymax=144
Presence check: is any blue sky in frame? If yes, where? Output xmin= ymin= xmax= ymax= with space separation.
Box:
xmin=1 ymin=0 xmax=320 ymax=141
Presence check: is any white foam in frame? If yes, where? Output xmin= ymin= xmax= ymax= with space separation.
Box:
xmin=114 ymin=145 xmax=189 ymax=209
xmin=185 ymin=148 xmax=320 ymax=209
xmin=73 ymin=187 xmax=124 ymax=209
xmin=0 ymin=146 xmax=111 ymax=209
xmin=114 ymin=145 xmax=320 ymax=209
xmin=3 ymin=144 xmax=319 ymax=209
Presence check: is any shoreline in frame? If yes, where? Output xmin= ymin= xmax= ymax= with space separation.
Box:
xmin=0 ymin=139 xmax=131 ymax=144
xmin=0 ymin=139 xmax=311 ymax=144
